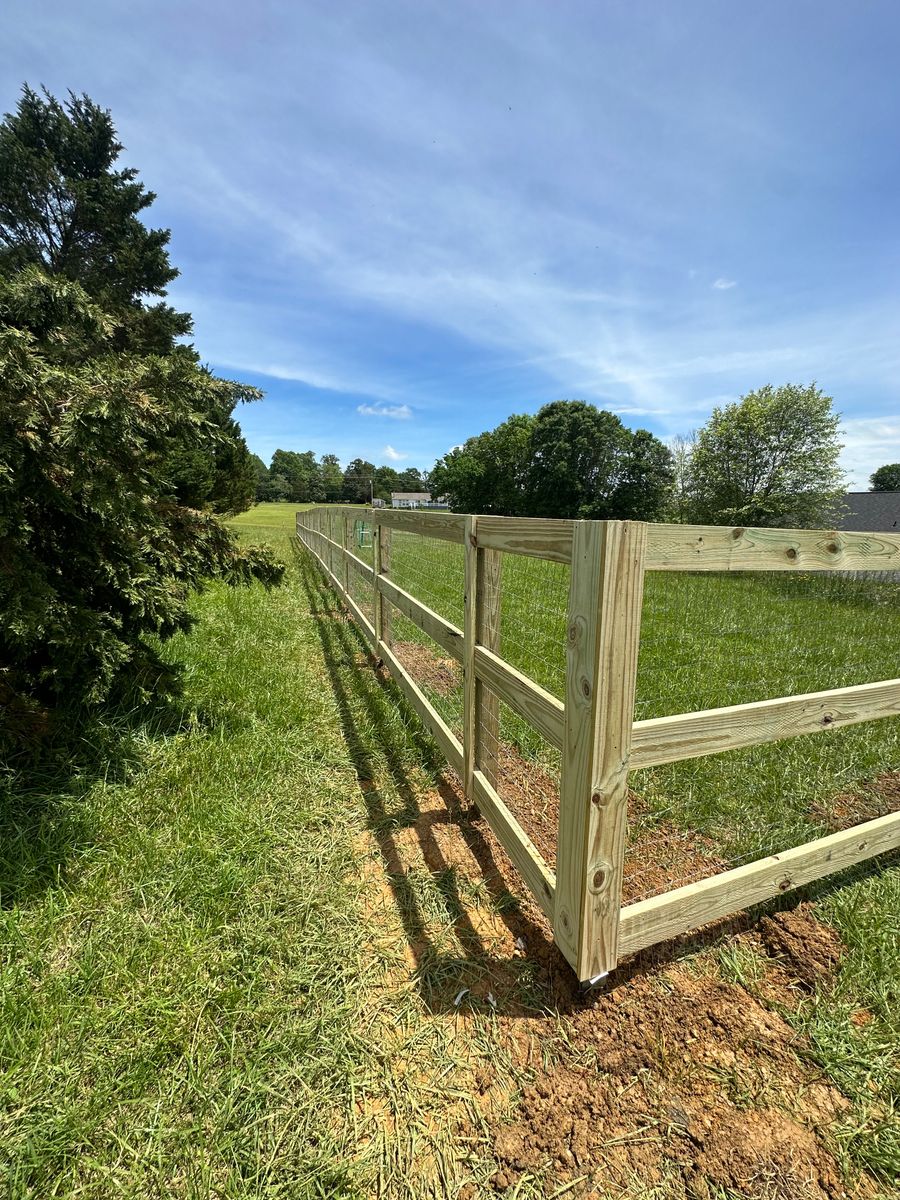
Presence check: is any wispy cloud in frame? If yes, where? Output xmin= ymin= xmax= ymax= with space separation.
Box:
xmin=12 ymin=0 xmax=898 ymax=480
xmin=358 ymin=403 xmax=412 ymax=419
xmin=382 ymin=444 xmax=406 ymax=461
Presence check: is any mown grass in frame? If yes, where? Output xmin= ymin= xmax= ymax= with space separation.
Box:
xmin=1 ymin=503 xmax=497 ymax=1198
xmin=296 ymin=501 xmax=900 ymax=1186
xmin=1 ymin=500 xmax=896 ymax=1195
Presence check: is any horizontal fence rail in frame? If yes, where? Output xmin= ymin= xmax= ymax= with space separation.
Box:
xmin=297 ymin=506 xmax=900 ymax=981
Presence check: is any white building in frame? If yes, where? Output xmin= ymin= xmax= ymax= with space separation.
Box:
xmin=390 ymin=491 xmax=449 ymax=509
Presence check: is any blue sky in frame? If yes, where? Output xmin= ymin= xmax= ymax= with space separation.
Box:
xmin=4 ymin=0 xmax=899 ymax=486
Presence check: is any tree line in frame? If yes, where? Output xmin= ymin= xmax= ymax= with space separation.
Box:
xmin=431 ymin=384 xmax=855 ymax=528
xmin=253 ymin=452 xmax=430 ymax=504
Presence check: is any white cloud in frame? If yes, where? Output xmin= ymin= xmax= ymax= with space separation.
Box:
xmin=357 ymin=403 xmax=413 ymax=419
xmin=712 ymin=278 xmax=737 ymax=290
xmin=382 ymin=444 xmax=406 ymax=461
xmin=839 ymin=417 xmax=900 ymax=490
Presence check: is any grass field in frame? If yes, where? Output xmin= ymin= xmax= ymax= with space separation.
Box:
xmin=297 ymin=503 xmax=900 ymax=868
xmin=0 ymin=500 xmax=896 ymax=1197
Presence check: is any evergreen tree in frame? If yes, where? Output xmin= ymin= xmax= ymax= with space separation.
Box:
xmin=0 ymin=85 xmax=257 ymax=513
xmin=0 ymin=91 xmax=282 ymax=749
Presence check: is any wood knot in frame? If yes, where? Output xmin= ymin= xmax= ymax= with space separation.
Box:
xmin=591 ymin=869 xmax=606 ymax=891
xmin=581 ymin=678 xmax=592 ymax=699
xmin=591 ymin=791 xmax=605 ymax=807
xmin=821 ymin=713 xmax=834 ymax=725
xmin=778 ymin=877 xmax=792 ymax=891
xmin=786 ymin=547 xmax=798 ymax=559
xmin=732 ymin=527 xmax=745 ymax=540
xmin=826 ymin=542 xmax=838 ymax=554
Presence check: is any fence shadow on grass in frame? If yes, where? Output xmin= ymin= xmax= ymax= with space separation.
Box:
xmin=295 ymin=547 xmax=575 ymax=1014
xmin=295 ymin=542 xmax=898 ymax=1015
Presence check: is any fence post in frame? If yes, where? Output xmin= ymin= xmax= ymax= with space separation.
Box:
xmin=463 ymin=518 xmax=503 ymax=799
xmin=341 ymin=511 xmax=350 ymax=596
xmin=463 ymin=516 xmax=479 ymax=800
xmin=554 ymin=520 xmax=647 ymax=981
xmin=373 ymin=515 xmax=392 ymax=647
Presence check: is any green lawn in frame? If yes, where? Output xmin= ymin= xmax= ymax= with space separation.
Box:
xmin=300 ymin=504 xmax=900 ymax=866
xmin=0 ymin=501 xmax=897 ymax=1195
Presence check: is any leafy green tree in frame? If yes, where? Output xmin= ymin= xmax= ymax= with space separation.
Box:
xmin=602 ymin=428 xmax=675 ymax=521
xmin=342 ymin=459 xmax=376 ymax=504
xmin=0 ymin=268 xmax=283 ymax=751
xmin=0 ymin=85 xmax=258 ymax=514
xmin=397 ymin=467 xmax=426 ymax=492
xmin=373 ymin=465 xmax=401 ymax=501
xmin=526 ymin=401 xmax=632 ymax=518
xmin=0 ymin=86 xmax=187 ymax=354
xmin=320 ymin=453 xmax=343 ymax=502
xmin=257 ymin=473 xmax=291 ymax=502
xmin=870 ymin=463 xmax=900 ymax=491
xmin=432 ymin=402 xmax=672 ymax=519
xmin=688 ymin=383 xmax=846 ymax=527
xmin=269 ymin=449 xmax=322 ymax=503
xmin=430 ymin=414 xmax=534 ymax=514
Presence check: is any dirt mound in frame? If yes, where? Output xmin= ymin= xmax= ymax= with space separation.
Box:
xmin=489 ymin=961 xmax=862 ymax=1198
xmin=757 ymin=908 xmax=845 ymax=990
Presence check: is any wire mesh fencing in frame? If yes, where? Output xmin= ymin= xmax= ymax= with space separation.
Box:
xmin=298 ymin=507 xmax=900 ymax=968
xmin=624 ymin=567 xmax=900 ymax=903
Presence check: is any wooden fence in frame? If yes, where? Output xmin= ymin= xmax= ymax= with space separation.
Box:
xmin=297 ymin=507 xmax=900 ymax=982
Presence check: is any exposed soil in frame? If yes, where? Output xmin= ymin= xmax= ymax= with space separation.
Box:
xmin=391 ymin=640 xmax=461 ymax=696
xmin=757 ymin=908 xmax=845 ymax=991
xmin=812 ymin=770 xmax=900 ymax=831
xmin=482 ymin=908 xmax=868 ymax=1199
xmin=354 ymin=734 xmax=877 ymax=1197
xmin=345 ymin=625 xmax=898 ymax=1198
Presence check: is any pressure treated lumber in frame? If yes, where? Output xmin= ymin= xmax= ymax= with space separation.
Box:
xmin=646 ymin=522 xmax=900 ymax=572
xmin=471 ymin=768 xmax=556 ymax=919
xmin=304 ymin=533 xmax=376 ymax=647
xmin=463 ymin=516 xmax=478 ymax=798
xmin=476 ymin=516 xmax=574 ymax=564
xmin=630 ymin=679 xmax=900 ymax=769
xmin=475 ymin=545 xmax=502 ymax=788
xmin=371 ymin=508 xmax=466 ymax=543
xmin=373 ymin=523 xmax=392 ymax=645
xmin=555 ymin=520 xmax=647 ymax=979
xmin=618 ymin=809 xmax=900 ymax=957
xmin=473 ymin=646 xmax=565 ymax=749
xmin=375 ymin=574 xmax=464 ymax=661
xmin=377 ymin=638 xmax=464 ymax=776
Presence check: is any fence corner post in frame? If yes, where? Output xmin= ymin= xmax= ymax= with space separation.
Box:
xmin=554 ymin=519 xmax=647 ymax=981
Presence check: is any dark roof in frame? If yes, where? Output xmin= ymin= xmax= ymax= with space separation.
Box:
xmin=837 ymin=492 xmax=900 ymax=533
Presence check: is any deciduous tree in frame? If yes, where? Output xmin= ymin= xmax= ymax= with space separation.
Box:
xmin=688 ymin=383 xmax=845 ymax=527
xmin=870 ymin=463 xmax=900 ymax=492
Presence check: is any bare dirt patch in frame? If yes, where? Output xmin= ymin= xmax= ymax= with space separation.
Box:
xmin=486 ymin=962 xmax=867 ymax=1198
xmin=390 ymin=640 xmax=461 ymax=696
xmin=811 ymin=770 xmax=900 ymax=831
xmin=348 ymin=633 xmax=892 ymax=1197
xmin=757 ymin=908 xmax=845 ymax=991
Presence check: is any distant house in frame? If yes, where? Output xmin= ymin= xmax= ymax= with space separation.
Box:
xmin=390 ymin=491 xmax=449 ymax=509
xmin=836 ymin=492 xmax=900 ymax=533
